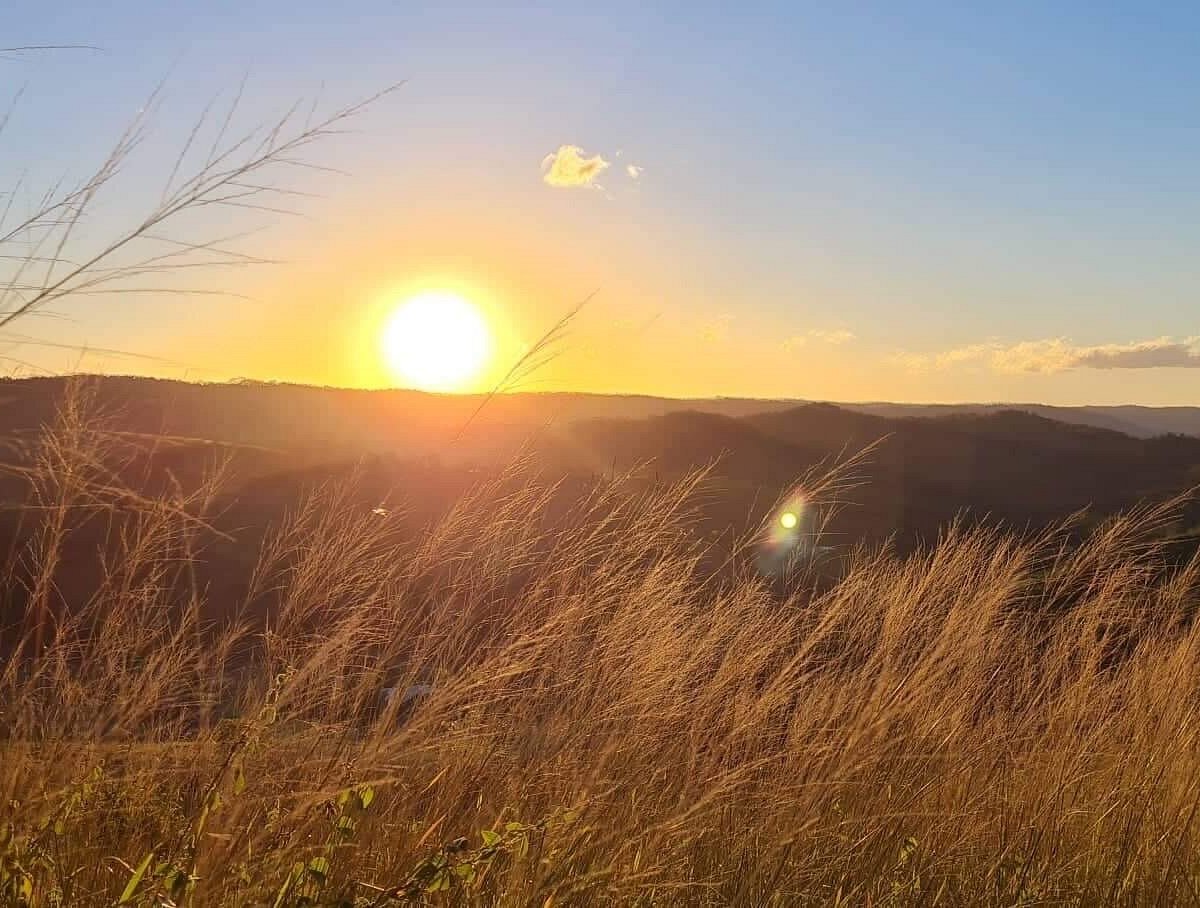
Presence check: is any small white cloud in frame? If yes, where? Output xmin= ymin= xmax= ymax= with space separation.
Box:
xmin=626 ymin=164 xmax=643 ymax=179
xmin=541 ymin=145 xmax=610 ymax=188
xmin=781 ymin=335 xmax=808 ymax=353
xmin=810 ymin=328 xmax=855 ymax=345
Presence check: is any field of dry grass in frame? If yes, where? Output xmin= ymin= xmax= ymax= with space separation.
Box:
xmin=2 ymin=396 xmax=1200 ymax=906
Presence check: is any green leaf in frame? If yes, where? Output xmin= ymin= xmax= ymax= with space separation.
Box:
xmin=480 ymin=829 xmax=501 ymax=847
xmin=272 ymin=862 xmax=304 ymax=908
xmin=358 ymin=785 xmax=375 ymax=810
xmin=425 ymin=868 xmax=452 ymax=892
xmin=117 ymin=851 xmax=155 ymax=905
xmin=307 ymin=857 xmax=330 ymax=884
xmin=233 ymin=764 xmax=246 ymax=796
xmin=453 ymin=862 xmax=477 ymax=883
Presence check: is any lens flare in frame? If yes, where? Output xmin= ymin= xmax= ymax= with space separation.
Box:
xmin=757 ymin=494 xmax=815 ymax=577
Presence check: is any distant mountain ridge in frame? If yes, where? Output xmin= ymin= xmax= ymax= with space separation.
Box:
xmin=846 ymin=402 xmax=1200 ymax=439
xmin=0 ymin=375 xmax=1197 ymax=556
xmin=0 ymin=375 xmax=1195 ymax=445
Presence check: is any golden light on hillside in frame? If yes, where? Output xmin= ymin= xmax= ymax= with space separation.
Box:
xmin=382 ymin=291 xmax=493 ymax=391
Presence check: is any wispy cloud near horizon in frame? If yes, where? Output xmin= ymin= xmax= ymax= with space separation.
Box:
xmin=897 ymin=336 xmax=1200 ymax=374
xmin=782 ymin=328 xmax=857 ymax=352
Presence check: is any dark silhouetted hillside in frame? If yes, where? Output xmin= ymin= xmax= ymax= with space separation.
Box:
xmin=0 ymin=376 xmax=1196 ymax=557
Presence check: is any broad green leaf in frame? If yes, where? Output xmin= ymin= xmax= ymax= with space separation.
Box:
xmin=117 ymin=851 xmax=155 ymax=905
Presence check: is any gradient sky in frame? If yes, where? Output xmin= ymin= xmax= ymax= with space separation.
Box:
xmin=4 ymin=1 xmax=1200 ymax=404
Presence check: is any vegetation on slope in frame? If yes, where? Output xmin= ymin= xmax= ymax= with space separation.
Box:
xmin=3 ymin=399 xmax=1200 ymax=905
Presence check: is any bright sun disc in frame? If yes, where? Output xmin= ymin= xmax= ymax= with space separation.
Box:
xmin=780 ymin=511 xmax=799 ymax=530
xmin=382 ymin=292 xmax=492 ymax=391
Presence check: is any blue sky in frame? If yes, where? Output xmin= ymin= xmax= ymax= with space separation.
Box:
xmin=4 ymin=1 xmax=1200 ymax=403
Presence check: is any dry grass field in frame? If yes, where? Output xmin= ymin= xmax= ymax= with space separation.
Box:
xmin=3 ymin=396 xmax=1200 ymax=906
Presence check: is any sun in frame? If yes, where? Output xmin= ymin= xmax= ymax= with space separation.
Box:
xmin=382 ymin=292 xmax=493 ymax=391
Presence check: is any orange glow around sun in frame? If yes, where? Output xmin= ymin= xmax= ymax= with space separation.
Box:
xmin=381 ymin=291 xmax=493 ymax=392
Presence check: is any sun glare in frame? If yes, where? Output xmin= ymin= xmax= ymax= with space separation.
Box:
xmin=382 ymin=292 xmax=492 ymax=392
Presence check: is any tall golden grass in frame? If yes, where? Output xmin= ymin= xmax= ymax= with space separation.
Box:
xmin=2 ymin=390 xmax=1200 ymax=906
